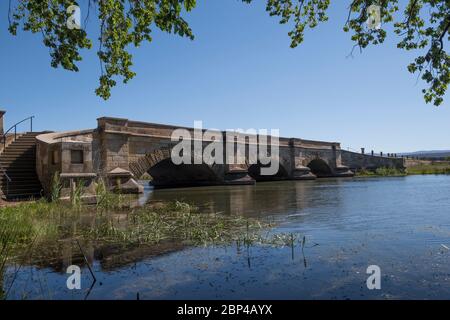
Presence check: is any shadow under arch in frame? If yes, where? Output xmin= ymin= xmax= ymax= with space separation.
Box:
xmin=129 ymin=148 xmax=220 ymax=188
xmin=149 ymin=159 xmax=221 ymax=188
xmin=307 ymin=159 xmax=333 ymax=178
xmin=248 ymin=162 xmax=290 ymax=181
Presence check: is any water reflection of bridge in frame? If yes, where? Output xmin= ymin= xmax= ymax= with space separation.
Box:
xmin=146 ymin=180 xmax=344 ymax=219
xmin=13 ymin=239 xmax=188 ymax=274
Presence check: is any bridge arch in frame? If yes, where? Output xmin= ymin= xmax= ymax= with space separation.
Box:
xmin=248 ymin=162 xmax=290 ymax=181
xmin=307 ymin=159 xmax=333 ymax=177
xmin=129 ymin=148 xmax=221 ymax=188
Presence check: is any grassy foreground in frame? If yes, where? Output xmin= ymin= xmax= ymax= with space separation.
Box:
xmin=0 ymin=198 xmax=273 ymax=257
xmin=1 ymin=194 xmax=302 ymax=298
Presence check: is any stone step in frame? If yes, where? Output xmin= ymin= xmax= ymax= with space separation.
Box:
xmin=1 ymin=150 xmax=35 ymax=155
xmin=3 ymin=167 xmax=36 ymax=171
xmin=9 ymin=138 xmax=36 ymax=142
xmin=5 ymin=144 xmax=35 ymax=148
xmin=0 ymin=166 xmax=36 ymax=171
xmin=2 ymin=144 xmax=35 ymax=148
xmin=9 ymin=138 xmax=37 ymax=142
xmin=0 ymin=154 xmax=35 ymax=157
xmin=4 ymin=188 xmax=42 ymax=194
xmin=0 ymin=176 xmax=39 ymax=182
xmin=0 ymin=159 xmax=36 ymax=164
xmin=0 ymin=158 xmax=35 ymax=163
xmin=9 ymin=141 xmax=36 ymax=145
xmin=0 ymin=161 xmax=36 ymax=166
xmin=0 ymin=152 xmax=35 ymax=157
xmin=4 ymin=193 xmax=42 ymax=200
xmin=1 ymin=159 xmax=35 ymax=164
xmin=1 ymin=171 xmax=38 ymax=177
xmin=0 ymin=170 xmax=37 ymax=176
xmin=5 ymin=185 xmax=42 ymax=191
xmin=5 ymin=148 xmax=35 ymax=152
xmin=0 ymin=132 xmax=47 ymax=200
xmin=1 ymin=181 xmax=42 ymax=187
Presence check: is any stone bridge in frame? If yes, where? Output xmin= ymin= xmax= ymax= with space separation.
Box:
xmin=35 ymin=117 xmax=405 ymax=196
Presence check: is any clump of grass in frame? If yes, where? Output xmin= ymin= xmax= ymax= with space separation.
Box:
xmin=2 ymin=199 xmax=312 ymax=299
xmin=70 ymin=180 xmax=85 ymax=208
xmin=85 ymin=200 xmax=272 ymax=246
xmin=407 ymin=162 xmax=450 ymax=175
xmin=0 ymin=224 xmax=16 ymax=299
xmin=94 ymin=178 xmax=131 ymax=211
xmin=355 ymin=168 xmax=375 ymax=177
xmin=356 ymin=167 xmax=406 ymax=177
xmin=50 ymin=172 xmax=62 ymax=202
xmin=0 ymin=200 xmax=74 ymax=299
xmin=375 ymin=167 xmax=406 ymax=176
xmin=0 ymin=200 xmax=68 ymax=246
xmin=95 ymin=178 xmax=118 ymax=211
xmin=0 ymin=198 xmax=277 ymax=264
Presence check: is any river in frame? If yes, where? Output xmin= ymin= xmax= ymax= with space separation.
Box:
xmin=4 ymin=175 xmax=450 ymax=299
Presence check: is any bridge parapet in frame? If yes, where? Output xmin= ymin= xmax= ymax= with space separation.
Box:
xmin=289 ymin=138 xmax=341 ymax=150
xmin=340 ymin=150 xmax=405 ymax=171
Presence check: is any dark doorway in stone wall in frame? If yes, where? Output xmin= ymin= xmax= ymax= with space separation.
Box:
xmin=307 ymin=159 xmax=333 ymax=177
xmin=248 ymin=162 xmax=290 ymax=181
xmin=149 ymin=158 xmax=220 ymax=188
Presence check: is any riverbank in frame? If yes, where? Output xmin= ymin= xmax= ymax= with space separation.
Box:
xmin=355 ymin=161 xmax=450 ymax=177
xmin=355 ymin=167 xmax=407 ymax=177
xmin=406 ymin=161 xmax=450 ymax=175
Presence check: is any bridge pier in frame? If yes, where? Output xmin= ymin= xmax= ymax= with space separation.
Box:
xmin=292 ymin=166 xmax=317 ymax=180
xmin=332 ymin=165 xmax=355 ymax=177
xmin=222 ymin=164 xmax=255 ymax=185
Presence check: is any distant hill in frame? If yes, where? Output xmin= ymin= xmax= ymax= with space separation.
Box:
xmin=399 ymin=150 xmax=450 ymax=159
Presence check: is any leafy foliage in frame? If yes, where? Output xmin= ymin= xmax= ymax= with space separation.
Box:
xmin=6 ymin=0 xmax=450 ymax=105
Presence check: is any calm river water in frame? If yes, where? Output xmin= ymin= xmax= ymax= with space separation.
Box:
xmin=5 ymin=175 xmax=450 ymax=300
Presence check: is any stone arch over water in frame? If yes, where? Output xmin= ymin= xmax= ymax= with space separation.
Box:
xmin=307 ymin=159 xmax=333 ymax=177
xmin=129 ymin=148 xmax=221 ymax=187
xmin=247 ymin=162 xmax=290 ymax=181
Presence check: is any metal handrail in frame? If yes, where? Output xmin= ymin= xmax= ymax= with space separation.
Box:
xmin=1 ymin=116 xmax=34 ymax=149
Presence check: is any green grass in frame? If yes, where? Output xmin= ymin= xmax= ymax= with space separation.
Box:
xmin=355 ymin=162 xmax=450 ymax=178
xmin=84 ymin=201 xmax=273 ymax=246
xmin=0 ymin=193 xmax=276 ymax=287
xmin=406 ymin=162 xmax=450 ymax=175
xmin=0 ymin=199 xmax=272 ymax=249
xmin=355 ymin=167 xmax=407 ymax=177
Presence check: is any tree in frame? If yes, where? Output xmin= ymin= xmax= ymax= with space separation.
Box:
xmin=6 ymin=0 xmax=450 ymax=104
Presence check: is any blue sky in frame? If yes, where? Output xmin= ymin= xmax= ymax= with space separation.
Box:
xmin=0 ymin=0 xmax=448 ymax=153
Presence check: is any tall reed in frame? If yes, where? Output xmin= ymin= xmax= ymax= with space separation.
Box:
xmin=50 ymin=172 xmax=62 ymax=202
xmin=70 ymin=179 xmax=85 ymax=208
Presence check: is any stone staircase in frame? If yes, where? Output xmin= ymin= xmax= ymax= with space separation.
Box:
xmin=0 ymin=132 xmax=43 ymax=200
